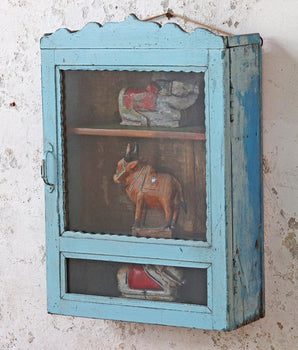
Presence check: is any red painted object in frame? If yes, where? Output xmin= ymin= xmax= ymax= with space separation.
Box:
xmin=127 ymin=265 xmax=162 ymax=290
xmin=124 ymin=82 xmax=160 ymax=111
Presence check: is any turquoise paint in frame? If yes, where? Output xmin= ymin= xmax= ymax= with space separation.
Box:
xmin=227 ymin=34 xmax=262 ymax=48
xmin=59 ymin=298 xmax=214 ymax=330
xmin=41 ymin=14 xmax=225 ymax=50
xmin=59 ymin=235 xmax=215 ymax=263
xmin=207 ymin=49 xmax=229 ymax=330
xmin=53 ymin=49 xmax=209 ymax=67
xmin=229 ymin=45 xmax=263 ymax=328
xmin=41 ymin=49 xmax=61 ymax=313
xmin=41 ymin=16 xmax=263 ymax=330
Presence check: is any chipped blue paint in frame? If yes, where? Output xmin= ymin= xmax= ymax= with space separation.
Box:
xmin=41 ymin=16 xmax=263 ymax=331
xmin=229 ymin=44 xmax=264 ymax=328
xmin=227 ymin=34 xmax=262 ymax=48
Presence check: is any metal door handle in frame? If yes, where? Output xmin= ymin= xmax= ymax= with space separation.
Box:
xmin=41 ymin=143 xmax=55 ymax=193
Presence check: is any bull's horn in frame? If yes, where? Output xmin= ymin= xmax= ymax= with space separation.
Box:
xmin=132 ymin=142 xmax=138 ymax=156
xmin=124 ymin=143 xmax=131 ymax=162
xmin=125 ymin=143 xmax=131 ymax=156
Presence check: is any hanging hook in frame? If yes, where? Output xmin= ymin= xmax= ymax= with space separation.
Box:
xmin=141 ymin=10 xmax=233 ymax=36
xmin=166 ymin=9 xmax=174 ymax=20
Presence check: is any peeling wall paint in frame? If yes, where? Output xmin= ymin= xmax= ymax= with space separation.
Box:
xmin=0 ymin=0 xmax=297 ymax=349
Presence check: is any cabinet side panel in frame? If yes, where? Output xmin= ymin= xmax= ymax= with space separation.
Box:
xmin=230 ymin=44 xmax=264 ymax=328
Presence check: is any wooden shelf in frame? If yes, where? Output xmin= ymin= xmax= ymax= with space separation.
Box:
xmin=68 ymin=126 xmax=205 ymax=141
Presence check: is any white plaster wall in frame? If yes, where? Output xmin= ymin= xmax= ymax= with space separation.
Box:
xmin=0 ymin=0 xmax=297 ymax=349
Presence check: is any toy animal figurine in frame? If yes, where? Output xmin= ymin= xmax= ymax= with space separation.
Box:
xmin=118 ymin=79 xmax=199 ymax=127
xmin=113 ymin=144 xmax=186 ymax=236
xmin=117 ymin=264 xmax=184 ymax=301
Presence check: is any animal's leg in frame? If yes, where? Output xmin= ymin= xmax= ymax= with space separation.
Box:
xmin=141 ymin=206 xmax=147 ymax=227
xmin=171 ymin=178 xmax=186 ymax=228
xmin=171 ymin=197 xmax=180 ymax=229
xmin=133 ymin=193 xmax=145 ymax=228
xmin=163 ymin=204 xmax=173 ymax=229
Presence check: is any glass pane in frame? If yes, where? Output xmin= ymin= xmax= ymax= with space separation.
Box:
xmin=63 ymin=70 xmax=206 ymax=240
xmin=67 ymin=258 xmax=207 ymax=306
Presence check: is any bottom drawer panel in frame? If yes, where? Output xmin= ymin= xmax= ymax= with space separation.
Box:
xmin=66 ymin=257 xmax=208 ymax=306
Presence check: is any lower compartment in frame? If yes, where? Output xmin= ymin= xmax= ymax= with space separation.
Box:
xmin=67 ymin=258 xmax=207 ymax=305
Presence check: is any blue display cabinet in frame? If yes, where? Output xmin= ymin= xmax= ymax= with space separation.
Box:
xmin=40 ymin=15 xmax=264 ymax=331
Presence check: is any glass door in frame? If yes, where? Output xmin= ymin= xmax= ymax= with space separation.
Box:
xmin=63 ymin=70 xmax=207 ymax=241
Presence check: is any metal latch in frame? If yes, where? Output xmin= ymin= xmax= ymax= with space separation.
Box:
xmin=41 ymin=143 xmax=55 ymax=193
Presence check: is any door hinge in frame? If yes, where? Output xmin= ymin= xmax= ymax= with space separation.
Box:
xmin=230 ymin=82 xmax=235 ymax=122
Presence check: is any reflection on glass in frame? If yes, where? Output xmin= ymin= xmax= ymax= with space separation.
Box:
xmin=63 ymin=70 xmax=207 ymax=240
xmin=67 ymin=258 xmax=207 ymax=305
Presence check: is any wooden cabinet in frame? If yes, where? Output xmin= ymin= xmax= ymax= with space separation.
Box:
xmin=41 ymin=15 xmax=264 ymax=330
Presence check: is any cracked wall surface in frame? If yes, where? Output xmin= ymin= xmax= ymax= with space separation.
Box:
xmin=0 ymin=0 xmax=297 ymax=349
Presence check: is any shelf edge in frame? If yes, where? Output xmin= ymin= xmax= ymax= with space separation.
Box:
xmin=68 ymin=127 xmax=206 ymax=141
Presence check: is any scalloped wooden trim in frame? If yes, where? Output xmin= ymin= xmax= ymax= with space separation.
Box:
xmin=40 ymin=14 xmax=226 ymax=49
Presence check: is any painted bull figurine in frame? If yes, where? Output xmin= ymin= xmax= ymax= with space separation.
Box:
xmin=113 ymin=144 xmax=186 ymax=231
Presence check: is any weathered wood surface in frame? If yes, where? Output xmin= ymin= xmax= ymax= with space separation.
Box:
xmin=41 ymin=14 xmax=225 ymax=49
xmin=41 ymin=49 xmax=61 ymax=315
xmin=227 ymin=34 xmax=262 ymax=48
xmin=229 ymin=43 xmax=263 ymax=328
xmin=41 ymin=17 xmax=263 ymax=331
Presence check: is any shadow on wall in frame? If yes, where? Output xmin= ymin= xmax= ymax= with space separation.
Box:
xmin=262 ymin=39 xmax=298 ymax=197
xmin=261 ymin=38 xmax=298 ymax=337
xmin=262 ymin=40 xmax=298 ymax=124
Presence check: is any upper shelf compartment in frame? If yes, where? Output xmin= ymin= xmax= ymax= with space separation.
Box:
xmin=68 ymin=125 xmax=205 ymax=140
xmin=63 ymin=70 xmax=206 ymax=138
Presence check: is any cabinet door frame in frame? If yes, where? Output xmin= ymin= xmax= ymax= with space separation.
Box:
xmin=41 ymin=30 xmax=230 ymax=331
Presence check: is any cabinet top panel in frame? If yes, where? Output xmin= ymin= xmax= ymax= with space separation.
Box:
xmin=40 ymin=14 xmax=261 ymax=50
